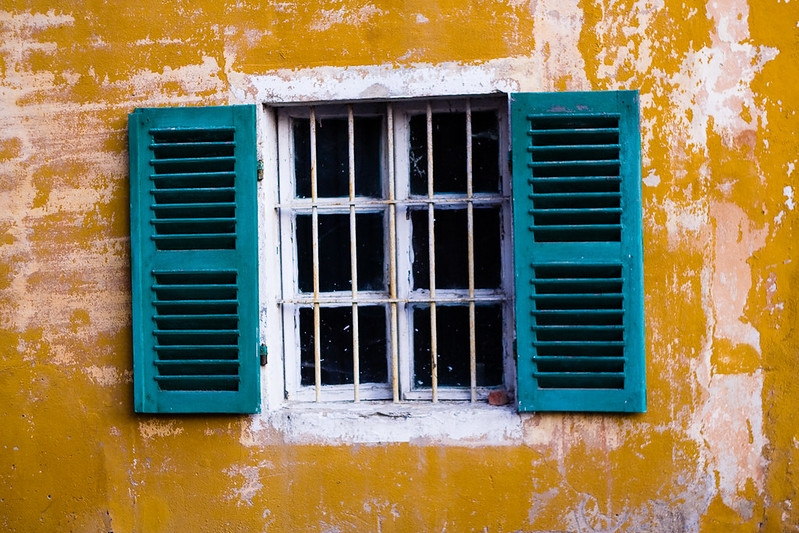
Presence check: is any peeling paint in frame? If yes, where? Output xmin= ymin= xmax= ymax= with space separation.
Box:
xmin=2 ymin=0 xmax=798 ymax=530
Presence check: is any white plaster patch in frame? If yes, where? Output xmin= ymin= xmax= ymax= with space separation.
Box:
xmin=643 ymin=170 xmax=661 ymax=187
xmin=84 ymin=364 xmax=130 ymax=386
xmin=698 ymin=373 xmax=765 ymax=515
xmin=250 ymin=403 xmax=524 ymax=445
xmin=667 ymin=0 xmax=778 ymax=147
xmin=415 ymin=13 xmax=428 ymax=24
xmin=784 ymin=186 xmax=794 ymax=210
xmin=309 ymin=4 xmax=383 ymax=32
xmin=138 ymin=420 xmax=184 ymax=440
xmin=224 ymin=461 xmax=272 ymax=507
xmin=708 ymin=201 xmax=767 ymax=354
xmin=231 ymin=59 xmax=531 ymax=104
xmin=529 ymin=0 xmax=590 ymax=90
xmin=663 ymin=198 xmax=709 ymax=249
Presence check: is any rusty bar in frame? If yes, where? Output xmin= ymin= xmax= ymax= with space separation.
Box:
xmin=426 ymin=102 xmax=438 ymax=402
xmin=348 ymin=105 xmax=360 ymax=402
xmin=466 ymin=100 xmax=477 ymax=402
xmin=387 ymin=104 xmax=400 ymax=403
xmin=310 ymin=107 xmax=322 ymax=402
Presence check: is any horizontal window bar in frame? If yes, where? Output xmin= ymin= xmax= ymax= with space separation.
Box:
xmin=280 ymin=295 xmax=506 ymax=305
xmin=275 ymin=196 xmax=508 ymax=210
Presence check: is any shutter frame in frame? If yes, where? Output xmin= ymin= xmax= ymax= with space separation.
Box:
xmin=129 ymin=105 xmax=260 ymax=414
xmin=511 ymin=91 xmax=645 ymax=413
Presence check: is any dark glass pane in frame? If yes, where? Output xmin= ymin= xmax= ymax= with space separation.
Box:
xmin=472 ymin=110 xmax=500 ymax=193
xmin=294 ymin=117 xmax=382 ymax=198
xmin=354 ymin=116 xmax=382 ymax=197
xmin=294 ymin=119 xmax=311 ymax=198
xmin=410 ymin=111 xmax=499 ymax=195
xmin=411 ymin=207 xmax=501 ymax=290
xmin=410 ymin=113 xmax=467 ymax=195
xmin=300 ymin=306 xmax=388 ymax=385
xmin=474 ymin=207 xmax=502 ymax=288
xmin=297 ymin=212 xmax=385 ymax=292
xmin=413 ymin=305 xmax=503 ymax=388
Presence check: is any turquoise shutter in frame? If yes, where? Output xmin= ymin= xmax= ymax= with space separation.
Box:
xmin=129 ymin=105 xmax=260 ymax=413
xmin=511 ymin=91 xmax=645 ymax=413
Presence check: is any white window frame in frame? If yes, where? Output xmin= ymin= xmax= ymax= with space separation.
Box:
xmin=266 ymin=95 xmax=516 ymax=405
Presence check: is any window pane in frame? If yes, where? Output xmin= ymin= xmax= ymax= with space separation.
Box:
xmin=297 ymin=212 xmax=385 ymax=292
xmin=300 ymin=306 xmax=388 ymax=385
xmin=294 ymin=117 xmax=382 ymax=198
xmin=411 ymin=207 xmax=501 ymax=290
xmin=472 ymin=110 xmax=500 ymax=193
xmin=409 ymin=111 xmax=500 ymax=195
xmin=412 ymin=305 xmax=503 ymax=388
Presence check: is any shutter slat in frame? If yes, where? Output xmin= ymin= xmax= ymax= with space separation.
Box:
xmin=130 ymin=105 xmax=259 ymax=413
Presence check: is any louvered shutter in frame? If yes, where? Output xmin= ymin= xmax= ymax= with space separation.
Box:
xmin=511 ymin=91 xmax=645 ymax=412
xmin=129 ymin=105 xmax=260 ymax=413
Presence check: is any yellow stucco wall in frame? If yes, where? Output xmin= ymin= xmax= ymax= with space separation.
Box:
xmin=1 ymin=0 xmax=798 ymax=530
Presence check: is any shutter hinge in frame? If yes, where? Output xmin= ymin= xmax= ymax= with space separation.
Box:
xmin=259 ymin=344 xmax=268 ymax=366
xmin=257 ymin=159 xmax=264 ymax=181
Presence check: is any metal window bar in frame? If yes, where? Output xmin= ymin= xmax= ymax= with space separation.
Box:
xmin=347 ymin=106 xmax=361 ymax=402
xmin=310 ymin=107 xmax=322 ymax=402
xmin=387 ymin=104 xmax=400 ymax=403
xmin=426 ymin=102 xmax=439 ymax=402
xmin=466 ymin=100 xmax=477 ymax=403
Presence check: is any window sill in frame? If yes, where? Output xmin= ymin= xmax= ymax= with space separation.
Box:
xmin=256 ymin=401 xmax=525 ymax=446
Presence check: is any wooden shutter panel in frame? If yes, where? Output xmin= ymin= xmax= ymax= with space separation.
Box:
xmin=129 ymin=105 xmax=260 ymax=413
xmin=511 ymin=91 xmax=645 ymax=413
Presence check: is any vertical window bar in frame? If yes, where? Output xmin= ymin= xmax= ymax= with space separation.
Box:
xmin=310 ymin=107 xmax=322 ymax=402
xmin=466 ymin=100 xmax=477 ymax=403
xmin=387 ymin=104 xmax=400 ymax=403
xmin=426 ymin=102 xmax=439 ymax=402
xmin=348 ymin=105 xmax=361 ymax=402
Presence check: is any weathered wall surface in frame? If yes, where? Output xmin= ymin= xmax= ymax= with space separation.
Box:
xmin=1 ymin=0 xmax=798 ymax=531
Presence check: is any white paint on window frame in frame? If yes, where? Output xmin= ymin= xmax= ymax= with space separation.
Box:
xmin=251 ymin=64 xmax=530 ymax=443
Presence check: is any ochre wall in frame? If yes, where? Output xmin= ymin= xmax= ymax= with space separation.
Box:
xmin=2 ymin=0 xmax=798 ymax=531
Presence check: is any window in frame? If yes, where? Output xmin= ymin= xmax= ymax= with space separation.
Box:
xmin=128 ymin=90 xmax=645 ymax=415
xmin=275 ymin=97 xmax=514 ymax=403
